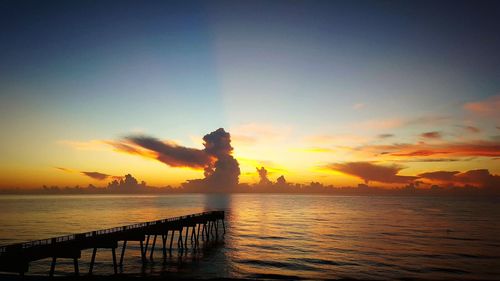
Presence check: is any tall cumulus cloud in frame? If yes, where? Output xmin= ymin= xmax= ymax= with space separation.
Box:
xmin=110 ymin=128 xmax=240 ymax=189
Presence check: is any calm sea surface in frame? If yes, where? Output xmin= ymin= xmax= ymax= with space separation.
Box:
xmin=0 ymin=194 xmax=499 ymax=280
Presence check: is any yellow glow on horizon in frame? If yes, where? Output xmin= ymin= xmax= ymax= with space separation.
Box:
xmin=1 ymin=119 xmax=498 ymax=189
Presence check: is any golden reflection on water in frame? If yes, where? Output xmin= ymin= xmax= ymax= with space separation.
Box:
xmin=1 ymin=194 xmax=499 ymax=279
xmin=225 ymin=195 xmax=500 ymax=279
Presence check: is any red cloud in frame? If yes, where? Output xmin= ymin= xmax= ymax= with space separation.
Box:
xmin=358 ymin=140 xmax=500 ymax=158
xmin=326 ymin=162 xmax=417 ymax=184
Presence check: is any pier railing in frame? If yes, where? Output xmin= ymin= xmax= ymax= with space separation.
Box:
xmin=0 ymin=210 xmax=225 ymax=276
xmin=0 ymin=211 xmax=221 ymax=255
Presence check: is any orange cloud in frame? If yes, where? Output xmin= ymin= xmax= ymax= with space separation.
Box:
xmin=358 ymin=140 xmax=500 ymax=158
xmin=58 ymin=140 xmax=108 ymax=150
xmin=464 ymin=95 xmax=500 ymax=115
xmin=108 ymin=137 xmax=211 ymax=169
xmin=325 ymin=161 xmax=417 ymax=184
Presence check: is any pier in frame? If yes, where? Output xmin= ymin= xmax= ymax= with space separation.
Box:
xmin=0 ymin=210 xmax=225 ymax=276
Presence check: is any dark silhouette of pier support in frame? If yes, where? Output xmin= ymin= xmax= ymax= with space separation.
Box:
xmin=48 ymin=255 xmax=81 ymax=277
xmin=0 ymin=211 xmax=225 ymax=276
xmin=119 ymin=241 xmax=127 ymax=266
xmin=88 ymin=241 xmax=119 ymax=275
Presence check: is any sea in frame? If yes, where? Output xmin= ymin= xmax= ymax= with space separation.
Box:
xmin=0 ymin=194 xmax=499 ymax=280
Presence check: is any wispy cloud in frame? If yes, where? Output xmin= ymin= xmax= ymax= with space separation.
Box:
xmin=378 ymin=134 xmax=394 ymax=139
xmin=357 ymin=140 xmax=500 ymax=158
xmin=56 ymin=167 xmax=121 ymax=181
xmin=350 ymin=115 xmax=449 ymax=131
xmin=404 ymin=115 xmax=449 ymax=126
xmin=230 ymin=123 xmax=292 ymax=144
xmin=353 ymin=103 xmax=365 ymax=110
xmin=55 ymin=167 xmax=73 ymax=173
xmin=290 ymin=147 xmax=335 ymax=153
xmin=464 ymin=95 xmax=500 ymax=115
xmin=354 ymin=118 xmax=403 ymax=130
xmin=81 ymin=171 xmax=113 ymax=180
xmin=231 ymin=134 xmax=258 ymax=146
xmin=305 ymin=134 xmax=369 ymax=146
xmin=459 ymin=125 xmax=480 ymax=134
xmin=420 ymin=131 xmax=442 ymax=139
xmin=58 ymin=140 xmax=108 ymax=150
xmin=394 ymin=158 xmax=464 ymax=163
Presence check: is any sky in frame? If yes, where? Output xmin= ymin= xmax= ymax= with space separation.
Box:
xmin=0 ymin=0 xmax=499 ymax=189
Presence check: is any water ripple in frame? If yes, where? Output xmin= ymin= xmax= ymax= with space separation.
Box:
xmin=1 ymin=194 xmax=499 ymax=280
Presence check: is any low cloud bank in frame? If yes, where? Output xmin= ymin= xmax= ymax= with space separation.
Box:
xmin=418 ymin=169 xmax=500 ymax=188
xmin=325 ymin=161 xmax=499 ymax=189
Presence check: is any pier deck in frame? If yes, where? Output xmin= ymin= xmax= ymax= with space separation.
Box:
xmin=0 ymin=210 xmax=225 ymax=276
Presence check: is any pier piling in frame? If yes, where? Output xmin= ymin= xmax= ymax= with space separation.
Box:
xmin=0 ymin=211 xmax=225 ymax=277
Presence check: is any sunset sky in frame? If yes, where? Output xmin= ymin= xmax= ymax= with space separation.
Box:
xmin=0 ymin=0 xmax=499 ymax=188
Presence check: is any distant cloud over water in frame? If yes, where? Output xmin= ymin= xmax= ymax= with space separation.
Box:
xmin=326 ymin=162 xmax=417 ymax=184
xmin=357 ymin=140 xmax=500 ymax=158
xmin=81 ymin=171 xmax=112 ymax=180
xmin=419 ymin=169 xmax=500 ymax=188
xmin=56 ymin=167 xmax=121 ymax=181
xmin=109 ymin=128 xmax=240 ymax=190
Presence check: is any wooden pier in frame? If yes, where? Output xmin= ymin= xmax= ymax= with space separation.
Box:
xmin=0 ymin=210 xmax=225 ymax=276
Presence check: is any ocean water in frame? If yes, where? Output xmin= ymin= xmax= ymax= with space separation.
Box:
xmin=0 ymin=194 xmax=499 ymax=280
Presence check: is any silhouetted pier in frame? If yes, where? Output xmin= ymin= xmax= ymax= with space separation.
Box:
xmin=0 ymin=211 xmax=225 ymax=276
